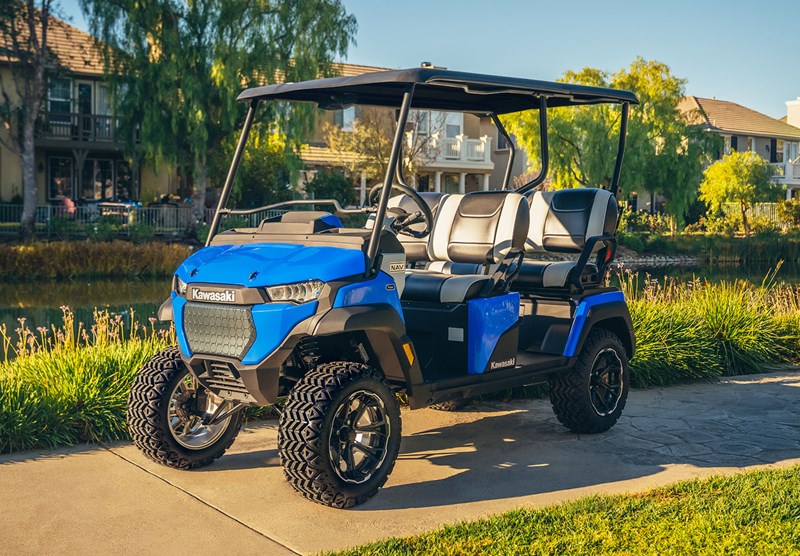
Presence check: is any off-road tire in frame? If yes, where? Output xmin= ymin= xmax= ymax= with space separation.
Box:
xmin=429 ymin=398 xmax=472 ymax=411
xmin=549 ymin=329 xmax=629 ymax=434
xmin=279 ymin=362 xmax=402 ymax=508
xmin=127 ymin=346 xmax=243 ymax=469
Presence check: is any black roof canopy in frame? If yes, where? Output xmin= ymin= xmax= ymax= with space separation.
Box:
xmin=238 ymin=67 xmax=639 ymax=114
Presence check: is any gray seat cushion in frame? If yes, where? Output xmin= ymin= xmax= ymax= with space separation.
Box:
xmin=514 ymin=260 xmax=600 ymax=290
xmin=402 ymin=271 xmax=490 ymax=303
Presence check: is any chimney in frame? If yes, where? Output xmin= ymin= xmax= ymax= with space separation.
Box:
xmin=787 ymin=97 xmax=800 ymax=128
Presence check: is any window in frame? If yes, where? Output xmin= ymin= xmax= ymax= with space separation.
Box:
xmin=48 ymin=78 xmax=72 ymax=125
xmin=81 ymin=159 xmax=114 ymax=201
xmin=497 ymin=133 xmax=510 ymax=151
xmin=116 ymin=160 xmax=135 ymax=201
xmin=730 ymin=136 xmax=739 ymax=151
xmin=775 ymin=139 xmax=785 ymax=163
xmin=746 ymin=137 xmax=754 ymax=152
xmin=334 ymin=106 xmax=356 ymax=131
xmin=411 ymin=110 xmax=430 ymax=135
xmin=48 ymin=157 xmax=73 ymax=200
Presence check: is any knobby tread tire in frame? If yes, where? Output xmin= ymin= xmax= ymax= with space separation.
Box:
xmin=549 ymin=328 xmax=629 ymax=434
xmin=278 ymin=361 xmax=401 ymax=509
xmin=127 ymin=346 xmax=243 ymax=469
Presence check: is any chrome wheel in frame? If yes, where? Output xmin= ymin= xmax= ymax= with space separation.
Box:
xmin=589 ymin=347 xmax=624 ymax=416
xmin=328 ymin=390 xmax=390 ymax=485
xmin=167 ymin=373 xmax=231 ymax=450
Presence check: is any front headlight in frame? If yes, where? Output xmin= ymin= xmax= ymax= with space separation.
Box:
xmin=265 ymin=280 xmax=325 ymax=304
xmin=174 ymin=276 xmax=188 ymax=296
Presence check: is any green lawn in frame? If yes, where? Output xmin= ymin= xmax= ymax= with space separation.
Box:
xmin=330 ymin=466 xmax=800 ymax=556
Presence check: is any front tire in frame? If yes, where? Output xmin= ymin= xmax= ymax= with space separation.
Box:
xmin=549 ymin=329 xmax=629 ymax=433
xmin=279 ymin=361 xmax=401 ymax=508
xmin=127 ymin=346 xmax=243 ymax=469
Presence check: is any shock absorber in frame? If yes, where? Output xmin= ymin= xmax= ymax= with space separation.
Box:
xmin=297 ymin=337 xmax=320 ymax=369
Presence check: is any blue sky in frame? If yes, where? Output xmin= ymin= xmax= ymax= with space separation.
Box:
xmin=60 ymin=0 xmax=798 ymax=118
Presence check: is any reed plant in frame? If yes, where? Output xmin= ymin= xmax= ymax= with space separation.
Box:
xmin=0 ymin=241 xmax=191 ymax=280
xmin=0 ymin=308 xmax=173 ymax=453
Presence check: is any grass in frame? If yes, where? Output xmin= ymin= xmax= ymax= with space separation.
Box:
xmin=622 ymin=267 xmax=800 ymax=386
xmin=328 ymin=466 xmax=800 ymax=555
xmin=0 ymin=309 xmax=174 ymax=453
xmin=0 ymin=241 xmax=191 ymax=280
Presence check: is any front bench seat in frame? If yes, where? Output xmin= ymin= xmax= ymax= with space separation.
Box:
xmin=515 ymin=188 xmax=617 ymax=290
xmin=402 ymin=191 xmax=529 ymax=303
xmin=387 ymin=192 xmax=448 ymax=265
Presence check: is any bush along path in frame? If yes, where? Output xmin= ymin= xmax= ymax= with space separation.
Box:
xmin=2 ymin=271 xmax=800 ymax=454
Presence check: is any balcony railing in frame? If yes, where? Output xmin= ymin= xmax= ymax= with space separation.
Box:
xmin=36 ymin=112 xmax=123 ymax=143
xmin=420 ymin=134 xmax=493 ymax=166
xmin=771 ymin=160 xmax=800 ymax=182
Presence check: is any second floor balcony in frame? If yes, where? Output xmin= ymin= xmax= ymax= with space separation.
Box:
xmin=35 ymin=111 xmax=132 ymax=147
xmin=415 ymin=133 xmax=494 ymax=170
xmin=771 ymin=159 xmax=800 ymax=184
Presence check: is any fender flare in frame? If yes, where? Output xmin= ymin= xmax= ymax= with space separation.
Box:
xmin=563 ymin=299 xmax=635 ymax=359
xmin=311 ymin=303 xmax=423 ymax=387
xmin=158 ymin=296 xmax=173 ymax=322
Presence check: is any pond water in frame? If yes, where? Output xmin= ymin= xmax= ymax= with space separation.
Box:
xmin=2 ymin=264 xmax=799 ymax=335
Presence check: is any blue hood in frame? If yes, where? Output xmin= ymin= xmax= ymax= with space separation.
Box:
xmin=176 ymin=243 xmax=366 ymax=287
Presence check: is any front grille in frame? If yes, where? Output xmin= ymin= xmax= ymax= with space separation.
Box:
xmin=183 ymin=302 xmax=255 ymax=359
xmin=205 ymin=361 xmax=249 ymax=396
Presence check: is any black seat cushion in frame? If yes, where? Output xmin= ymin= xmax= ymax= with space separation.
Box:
xmin=514 ymin=260 xmax=599 ymax=290
xmin=402 ymin=271 xmax=490 ymax=303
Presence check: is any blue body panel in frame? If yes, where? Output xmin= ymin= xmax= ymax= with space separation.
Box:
xmin=175 ymin=243 xmax=366 ymax=287
xmin=333 ymin=271 xmax=404 ymax=321
xmin=242 ymin=301 xmax=318 ymax=364
xmin=467 ymin=292 xmax=520 ymax=374
xmin=172 ymin=242 xmax=404 ymax=366
xmin=562 ymin=291 xmax=626 ymax=357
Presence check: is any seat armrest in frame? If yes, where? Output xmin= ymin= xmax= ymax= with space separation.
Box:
xmin=571 ymin=234 xmax=617 ymax=289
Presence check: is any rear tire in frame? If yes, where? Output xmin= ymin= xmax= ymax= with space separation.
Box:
xmin=549 ymin=329 xmax=629 ymax=433
xmin=279 ymin=361 xmax=401 ymax=508
xmin=127 ymin=346 xmax=243 ymax=469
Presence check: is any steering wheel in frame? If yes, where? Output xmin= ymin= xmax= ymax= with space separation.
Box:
xmin=367 ymin=182 xmax=434 ymax=239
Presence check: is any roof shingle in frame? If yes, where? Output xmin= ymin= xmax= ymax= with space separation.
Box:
xmin=680 ymin=96 xmax=800 ymax=140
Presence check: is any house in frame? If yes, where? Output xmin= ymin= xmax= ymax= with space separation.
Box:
xmin=300 ymin=63 xmax=528 ymax=205
xmin=679 ymin=96 xmax=800 ymax=199
xmin=0 ymin=16 xmax=175 ymax=205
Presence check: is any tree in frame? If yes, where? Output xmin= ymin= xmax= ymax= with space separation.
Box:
xmin=80 ymin=0 xmax=356 ymax=220
xmin=304 ymin=169 xmax=355 ymax=206
xmin=322 ymin=108 xmax=443 ymax=185
xmin=0 ymin=0 xmax=59 ymax=240
xmin=207 ymin=125 xmax=300 ymax=209
xmin=699 ymin=150 xmax=780 ymax=237
xmin=504 ymin=58 xmax=721 ymax=225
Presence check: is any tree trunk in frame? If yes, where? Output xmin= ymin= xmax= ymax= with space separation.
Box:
xmin=19 ymin=112 xmax=39 ymax=242
xmin=191 ymin=157 xmax=209 ymax=224
xmin=741 ymin=201 xmax=750 ymax=238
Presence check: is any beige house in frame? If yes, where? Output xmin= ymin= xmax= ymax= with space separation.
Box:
xmin=679 ymin=96 xmax=800 ymax=199
xmin=300 ymin=63 xmax=534 ymax=205
xmin=0 ymin=16 xmax=175 ymax=205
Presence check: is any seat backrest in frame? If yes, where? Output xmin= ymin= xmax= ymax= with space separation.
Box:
xmin=526 ymin=188 xmax=617 ymax=254
xmin=387 ymin=192 xmax=448 ymax=262
xmin=428 ymin=191 xmax=529 ymax=265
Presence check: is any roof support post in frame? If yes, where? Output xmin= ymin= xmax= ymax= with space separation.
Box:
xmin=490 ymin=113 xmax=515 ymax=190
xmin=206 ymin=100 xmax=259 ymax=246
xmin=609 ymin=102 xmax=629 ymax=197
xmin=516 ymin=96 xmax=549 ymax=194
xmin=367 ymin=85 xmax=415 ymax=271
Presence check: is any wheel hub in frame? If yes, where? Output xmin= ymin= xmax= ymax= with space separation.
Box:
xmin=167 ymin=374 xmax=232 ymax=450
xmin=328 ymin=390 xmax=390 ymax=485
xmin=588 ymin=347 xmax=624 ymax=417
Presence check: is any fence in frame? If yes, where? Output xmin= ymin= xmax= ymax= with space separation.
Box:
xmin=721 ymin=202 xmax=780 ymax=221
xmin=0 ymin=204 xmax=285 ymax=239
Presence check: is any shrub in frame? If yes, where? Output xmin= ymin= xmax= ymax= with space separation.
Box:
xmin=88 ymin=216 xmax=121 ymax=242
xmin=617 ymin=232 xmax=644 ymax=252
xmin=776 ymin=199 xmax=800 ymax=228
xmin=127 ymin=222 xmax=156 ymax=244
xmin=305 ymin=170 xmax=356 ymax=206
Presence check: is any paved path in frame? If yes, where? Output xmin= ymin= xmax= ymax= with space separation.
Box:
xmin=2 ymin=371 xmax=800 ymax=555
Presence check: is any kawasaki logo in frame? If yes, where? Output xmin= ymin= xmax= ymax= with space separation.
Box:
xmin=490 ymin=357 xmax=516 ymax=370
xmin=191 ymin=288 xmax=236 ymax=303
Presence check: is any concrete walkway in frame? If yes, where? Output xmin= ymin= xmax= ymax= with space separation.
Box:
xmin=2 ymin=371 xmax=800 ymax=555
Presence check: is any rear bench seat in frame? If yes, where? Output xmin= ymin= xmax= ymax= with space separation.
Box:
xmin=514 ymin=188 xmax=617 ymax=290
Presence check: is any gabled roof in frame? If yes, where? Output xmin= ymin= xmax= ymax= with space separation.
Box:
xmin=680 ymin=96 xmax=800 ymax=140
xmin=238 ymin=67 xmax=640 ymax=114
xmin=0 ymin=13 xmax=105 ymax=76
